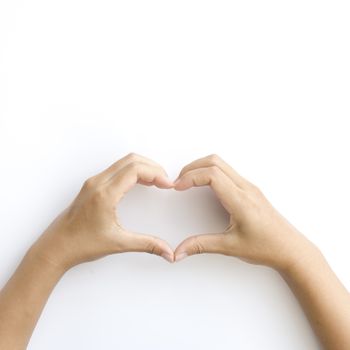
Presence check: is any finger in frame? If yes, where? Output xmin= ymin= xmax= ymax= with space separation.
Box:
xmin=107 ymin=161 xmax=174 ymax=201
xmin=138 ymin=179 xmax=154 ymax=186
xmin=174 ymin=166 xmax=242 ymax=213
xmin=174 ymin=233 xmax=228 ymax=261
xmin=95 ymin=153 xmax=168 ymax=183
xmin=122 ymin=231 xmax=174 ymax=263
xmin=177 ymin=154 xmax=249 ymax=189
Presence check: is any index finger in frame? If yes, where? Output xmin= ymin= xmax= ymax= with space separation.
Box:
xmin=106 ymin=161 xmax=174 ymax=201
xmin=177 ymin=154 xmax=249 ymax=189
xmin=174 ymin=166 xmax=243 ymax=214
xmin=95 ymin=153 xmax=168 ymax=183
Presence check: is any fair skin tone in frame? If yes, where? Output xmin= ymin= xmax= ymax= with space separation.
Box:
xmin=0 ymin=153 xmax=349 ymax=350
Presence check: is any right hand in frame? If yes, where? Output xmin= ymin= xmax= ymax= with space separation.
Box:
xmin=30 ymin=153 xmax=175 ymax=271
xmin=174 ymin=154 xmax=316 ymax=271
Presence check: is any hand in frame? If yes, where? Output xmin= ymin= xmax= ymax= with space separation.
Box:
xmin=31 ymin=153 xmax=175 ymax=271
xmin=173 ymin=154 xmax=315 ymax=270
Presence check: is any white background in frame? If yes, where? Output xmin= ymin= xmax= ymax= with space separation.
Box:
xmin=1 ymin=1 xmax=349 ymax=349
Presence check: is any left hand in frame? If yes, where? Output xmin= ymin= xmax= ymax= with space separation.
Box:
xmin=173 ymin=154 xmax=312 ymax=271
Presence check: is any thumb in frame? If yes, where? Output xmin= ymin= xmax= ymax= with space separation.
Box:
xmin=122 ymin=231 xmax=174 ymax=263
xmin=174 ymin=233 xmax=227 ymax=262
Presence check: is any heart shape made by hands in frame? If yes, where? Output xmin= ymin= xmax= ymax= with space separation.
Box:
xmin=118 ymin=185 xmax=229 ymax=254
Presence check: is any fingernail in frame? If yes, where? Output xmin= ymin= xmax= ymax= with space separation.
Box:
xmin=161 ymin=252 xmax=174 ymax=263
xmin=175 ymin=252 xmax=188 ymax=262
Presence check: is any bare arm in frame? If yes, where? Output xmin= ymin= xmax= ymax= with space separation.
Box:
xmin=0 ymin=248 xmax=65 ymax=349
xmin=280 ymin=248 xmax=350 ymax=350
xmin=173 ymin=154 xmax=350 ymax=350
xmin=0 ymin=153 xmax=174 ymax=350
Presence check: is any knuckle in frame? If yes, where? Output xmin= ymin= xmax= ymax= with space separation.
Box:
xmin=208 ymin=165 xmax=221 ymax=177
xmin=191 ymin=236 xmax=204 ymax=254
xmin=146 ymin=237 xmax=160 ymax=255
xmin=207 ymin=153 xmax=221 ymax=164
xmin=127 ymin=161 xmax=141 ymax=172
xmin=248 ymin=181 xmax=262 ymax=195
xmin=83 ymin=176 xmax=97 ymax=190
xmin=126 ymin=152 xmax=139 ymax=161
xmin=91 ymin=185 xmax=107 ymax=202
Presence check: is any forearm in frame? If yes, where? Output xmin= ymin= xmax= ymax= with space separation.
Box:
xmin=0 ymin=244 xmax=66 ymax=350
xmin=279 ymin=243 xmax=350 ymax=350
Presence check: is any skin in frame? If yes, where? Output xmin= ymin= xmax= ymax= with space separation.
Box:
xmin=0 ymin=153 xmax=349 ymax=350
xmin=0 ymin=153 xmax=175 ymax=350
xmin=174 ymin=154 xmax=350 ymax=350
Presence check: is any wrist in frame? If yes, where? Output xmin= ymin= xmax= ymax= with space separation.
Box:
xmin=28 ymin=233 xmax=73 ymax=275
xmin=276 ymin=238 xmax=324 ymax=276
xmin=22 ymin=244 xmax=68 ymax=286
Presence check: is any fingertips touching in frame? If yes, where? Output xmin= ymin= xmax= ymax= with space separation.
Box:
xmin=153 ymin=239 xmax=175 ymax=263
xmin=161 ymin=252 xmax=175 ymax=263
xmin=173 ymin=177 xmax=193 ymax=191
xmin=175 ymin=252 xmax=188 ymax=262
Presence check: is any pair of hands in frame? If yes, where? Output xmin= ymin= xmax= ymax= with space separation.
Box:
xmin=2 ymin=153 xmax=348 ymax=350
xmin=32 ymin=153 xmax=309 ymax=272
